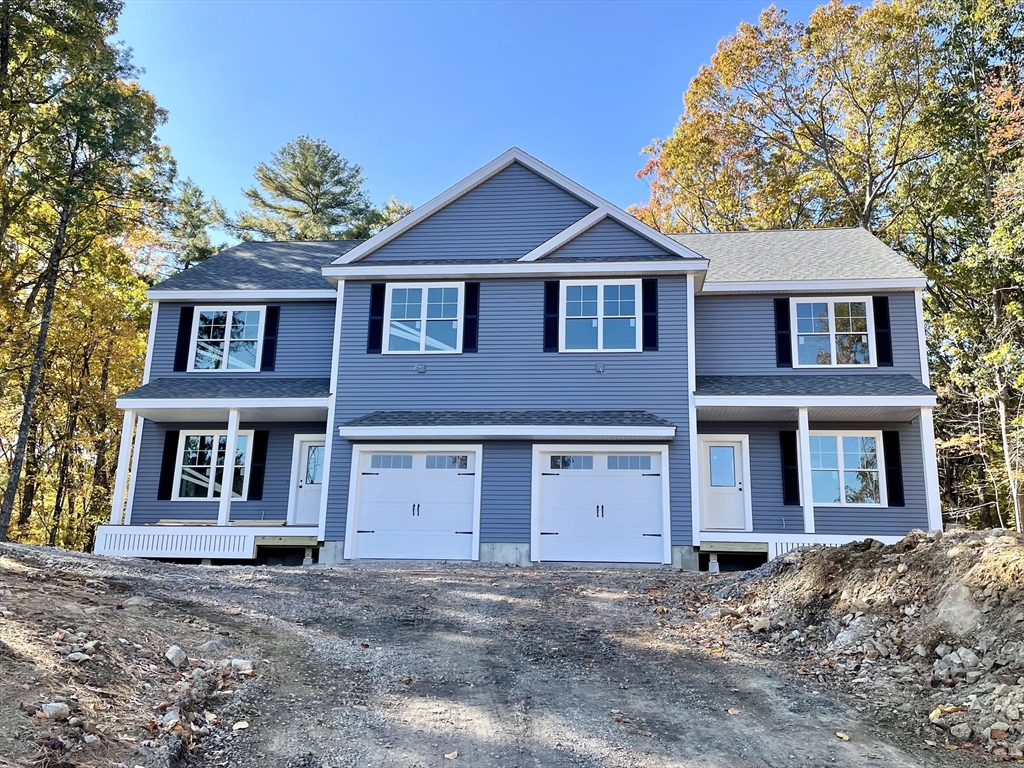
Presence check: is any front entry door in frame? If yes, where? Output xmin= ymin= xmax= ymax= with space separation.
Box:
xmin=700 ymin=438 xmax=748 ymax=531
xmin=295 ymin=441 xmax=325 ymax=526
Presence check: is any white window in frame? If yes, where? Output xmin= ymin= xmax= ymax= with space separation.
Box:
xmin=189 ymin=307 xmax=265 ymax=371
xmin=425 ymin=454 xmax=470 ymax=470
xmin=560 ymin=279 xmax=642 ymax=352
xmin=172 ymin=431 xmax=254 ymax=500
xmin=607 ymin=455 xmax=652 ymax=471
xmin=550 ymin=455 xmax=593 ymax=470
xmin=370 ymin=454 xmax=413 ymax=469
xmin=808 ymin=431 xmax=886 ymax=506
xmin=383 ymin=283 xmax=464 ymax=354
xmin=791 ymin=298 xmax=874 ymax=367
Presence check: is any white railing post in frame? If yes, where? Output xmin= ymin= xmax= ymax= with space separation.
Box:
xmin=920 ymin=407 xmax=943 ymax=531
xmin=110 ymin=410 xmax=136 ymax=524
xmin=218 ymin=409 xmax=240 ymax=526
xmin=798 ymin=407 xmax=815 ymax=533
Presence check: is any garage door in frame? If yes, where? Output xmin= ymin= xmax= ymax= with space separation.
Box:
xmin=353 ymin=450 xmax=477 ymax=559
xmin=537 ymin=450 xmax=666 ymax=563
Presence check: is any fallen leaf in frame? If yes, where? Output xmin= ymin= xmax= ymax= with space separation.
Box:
xmin=232 ymin=721 xmax=249 ymax=731
xmin=924 ymin=740 xmax=937 ymax=747
xmin=945 ymin=745 xmax=958 ymax=751
xmin=727 ymin=708 xmax=740 ymax=715
xmin=444 ymin=751 xmax=458 ymax=760
xmin=360 ymin=643 xmax=370 ymax=649
xmin=862 ymin=754 xmax=879 ymax=760
xmin=991 ymin=728 xmax=1009 ymax=740
xmin=653 ymin=606 xmax=669 ymax=614
xmin=836 ymin=732 xmax=850 ymax=741
xmin=712 ymin=647 xmax=725 ymax=654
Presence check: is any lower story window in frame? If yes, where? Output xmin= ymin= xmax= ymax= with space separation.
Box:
xmin=809 ymin=433 xmax=883 ymax=506
xmin=174 ymin=432 xmax=253 ymax=500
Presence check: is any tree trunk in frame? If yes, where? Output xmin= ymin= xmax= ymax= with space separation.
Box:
xmin=49 ymin=409 xmax=78 ymax=547
xmin=16 ymin=422 xmax=39 ymax=527
xmin=87 ymin=343 xmax=112 ymax=522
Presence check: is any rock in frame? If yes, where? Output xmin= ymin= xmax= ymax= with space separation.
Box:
xmin=967 ymin=670 xmax=984 ymax=684
xmin=718 ymin=607 xmax=740 ymax=619
xmin=915 ymin=644 xmax=930 ymax=658
xmin=232 ymin=721 xmax=249 ymax=731
xmin=165 ymin=645 xmax=188 ymax=668
xmin=41 ymin=703 xmax=70 ymax=720
xmin=230 ymin=658 xmax=255 ymax=672
xmin=834 ymin=616 xmax=875 ymax=647
xmin=936 ymin=644 xmax=953 ymax=658
xmin=59 ymin=603 xmax=87 ymax=617
xmin=951 ymin=723 xmax=973 ymax=741
xmin=83 ymin=734 xmax=101 ymax=745
xmin=851 ymin=598 xmax=872 ymax=613
xmin=195 ymin=637 xmax=232 ymax=656
xmin=67 ymin=652 xmax=91 ymax=663
xmin=750 ymin=617 xmax=770 ymax=633
xmin=959 ymin=647 xmax=982 ymax=669
xmin=1008 ymin=705 xmax=1021 ymax=721
xmin=124 ymin=595 xmax=155 ymax=608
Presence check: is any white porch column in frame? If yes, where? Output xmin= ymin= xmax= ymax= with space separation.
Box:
xmin=109 ymin=410 xmax=136 ymax=524
xmin=218 ymin=409 xmax=240 ymax=526
xmin=920 ymin=407 xmax=943 ymax=531
xmin=798 ymin=407 xmax=815 ymax=533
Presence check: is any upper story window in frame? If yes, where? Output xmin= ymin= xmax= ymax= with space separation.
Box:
xmin=792 ymin=298 xmax=874 ymax=367
xmin=383 ymin=282 xmax=464 ymax=354
xmin=809 ymin=431 xmax=885 ymax=506
xmin=560 ymin=279 xmax=642 ymax=352
xmin=189 ymin=307 xmax=265 ymax=371
xmin=173 ymin=431 xmax=253 ymax=500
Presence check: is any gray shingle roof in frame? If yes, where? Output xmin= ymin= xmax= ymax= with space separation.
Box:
xmin=696 ymin=375 xmax=934 ymax=398
xmin=671 ymin=228 xmax=924 ymax=284
xmin=152 ymin=241 xmax=364 ymax=292
xmin=120 ymin=377 xmax=331 ymax=400
xmin=343 ymin=410 xmax=675 ymax=428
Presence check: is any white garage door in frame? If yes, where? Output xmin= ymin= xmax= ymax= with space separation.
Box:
xmin=536 ymin=450 xmax=667 ymax=563
xmin=353 ymin=450 xmax=477 ymax=559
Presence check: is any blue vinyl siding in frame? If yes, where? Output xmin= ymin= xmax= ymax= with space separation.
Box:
xmin=480 ymin=442 xmax=532 ymax=543
xmin=327 ymin=276 xmax=691 ymax=544
xmin=545 ymin=217 xmax=673 ymax=260
xmin=128 ymin=420 xmax=326 ymax=525
xmin=149 ymin=301 xmax=336 ymax=378
xmin=361 ymin=162 xmax=594 ymax=262
xmin=698 ymin=421 xmax=928 ymax=537
xmin=694 ymin=293 xmax=922 ymax=378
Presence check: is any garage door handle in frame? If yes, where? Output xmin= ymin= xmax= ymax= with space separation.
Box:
xmin=362 ymin=472 xmax=379 ymax=475
xmin=540 ymin=532 xmax=559 ymax=535
xmin=643 ymin=473 xmax=660 ymax=477
xmin=458 ymin=472 xmax=475 ymax=475
xmin=454 ymin=531 xmax=473 ymax=535
xmin=541 ymin=472 xmax=559 ymax=476
xmin=357 ymin=530 xmax=375 ymax=534
xmin=642 ymin=533 xmax=662 ymax=537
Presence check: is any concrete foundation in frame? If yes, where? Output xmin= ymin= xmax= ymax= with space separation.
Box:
xmin=672 ymin=545 xmax=700 ymax=571
xmin=319 ymin=540 xmax=345 ymax=565
xmin=479 ymin=542 xmax=532 ymax=566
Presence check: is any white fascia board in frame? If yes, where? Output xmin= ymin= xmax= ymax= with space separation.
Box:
xmin=518 ymin=206 xmax=705 ymax=263
xmin=116 ymin=396 xmax=330 ymax=410
xmin=694 ymin=394 xmax=937 ymax=408
xmin=699 ymin=277 xmax=927 ymax=294
xmin=338 ymin=424 xmax=677 ymax=440
xmin=322 ymin=260 xmax=708 ymax=280
xmin=332 ymin=148 xmax=617 ymax=266
xmin=147 ymin=289 xmax=338 ymax=301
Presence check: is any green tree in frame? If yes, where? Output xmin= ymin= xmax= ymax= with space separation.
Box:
xmin=165 ymin=178 xmax=224 ymax=270
xmin=346 ymin=195 xmax=414 ymax=239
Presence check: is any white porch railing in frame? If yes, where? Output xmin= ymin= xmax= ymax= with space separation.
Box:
xmin=698 ymin=531 xmax=904 ymax=559
xmin=94 ymin=525 xmax=320 ymax=559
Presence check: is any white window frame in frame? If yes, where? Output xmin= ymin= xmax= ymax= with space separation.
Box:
xmin=187 ymin=306 xmax=266 ymax=373
xmin=790 ymin=296 xmax=876 ymax=368
xmin=807 ymin=429 xmax=887 ymax=508
xmin=559 ymin=278 xmax=643 ymax=353
xmin=171 ymin=430 xmax=255 ymax=502
xmin=382 ymin=282 xmax=465 ymax=354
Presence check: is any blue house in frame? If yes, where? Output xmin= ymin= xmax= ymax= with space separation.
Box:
xmin=95 ymin=149 xmax=940 ymax=568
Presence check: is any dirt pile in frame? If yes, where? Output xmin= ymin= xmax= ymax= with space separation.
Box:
xmin=680 ymin=528 xmax=1024 ymax=759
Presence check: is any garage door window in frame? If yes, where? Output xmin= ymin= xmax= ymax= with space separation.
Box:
xmin=426 ymin=454 xmax=469 ymax=469
xmin=550 ymin=455 xmax=593 ymax=470
xmin=370 ymin=454 xmax=413 ymax=469
xmin=607 ymin=455 xmax=652 ymax=470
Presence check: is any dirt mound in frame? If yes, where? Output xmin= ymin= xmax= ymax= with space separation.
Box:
xmin=691 ymin=528 xmax=1024 ymax=758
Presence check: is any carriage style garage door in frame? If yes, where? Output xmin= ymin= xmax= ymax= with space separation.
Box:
xmin=534 ymin=447 xmax=669 ymax=563
xmin=349 ymin=446 xmax=481 ymax=560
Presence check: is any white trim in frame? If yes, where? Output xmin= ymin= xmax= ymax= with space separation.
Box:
xmin=337 ymin=424 xmax=677 ymax=440
xmin=559 ymin=278 xmax=642 ymax=353
xmin=915 ymin=288 xmax=930 ymax=386
xmin=694 ymin=394 xmax=936 ymax=408
xmin=147 ymin=289 xmax=337 ymax=301
xmin=143 ymin=302 xmax=159 ymax=385
xmin=798 ymin=408 xmax=814 ymax=533
xmin=920 ymin=407 xmax=942 ymax=530
xmin=217 ymin=411 xmax=241 ymax=525
xmin=124 ymin=415 xmax=143 ymax=524
xmin=116 ymin=396 xmax=330 ymax=410
xmin=110 ymin=410 xmax=136 ymax=524
xmin=687 ymin=273 xmax=700 ymax=547
xmin=343 ymin=443 xmax=484 ymax=561
xmin=697 ymin=530 xmax=903 ymax=558
xmin=529 ymin=443 xmax=672 ymax=565
xmin=790 ymin=296 xmax=877 ymax=369
xmin=382 ymin=281 xmax=465 ymax=354
xmin=321 ymin=282 xmax=344 ymax=541
xmin=697 ymin=434 xmax=753 ymax=533
xmin=94 ymin=524 xmax=320 ymax=560
xmin=331 ymin=148 xmax=705 ymax=266
xmin=322 ymin=259 xmax=706 ymax=281
xmin=286 ymin=433 xmax=327 ymax=526
xmin=699 ymin=277 xmax=927 ymax=294
xmin=186 ymin=306 xmax=266 ymax=373
xmin=518 ymin=208 xmax=610 ymax=262
xmin=807 ymin=429 xmax=888 ymax=508
xmin=169 ymin=425 xmax=255 ymax=504
xmin=330 ymin=281 xmax=344 ymax=395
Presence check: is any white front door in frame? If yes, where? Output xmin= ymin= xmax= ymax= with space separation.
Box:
xmin=295 ymin=441 xmax=325 ymax=526
xmin=699 ymin=437 xmax=749 ymax=531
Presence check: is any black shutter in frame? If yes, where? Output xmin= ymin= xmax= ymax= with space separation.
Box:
xmin=543 ymin=281 xmax=560 ymax=352
xmin=247 ymin=431 xmax=270 ymax=502
xmin=780 ymin=430 xmax=801 ymax=506
xmin=367 ymin=283 xmax=386 ymax=353
xmin=172 ymin=307 xmax=194 ymax=372
xmin=157 ymin=429 xmax=180 ymax=501
xmin=260 ymin=306 xmax=281 ymax=371
xmin=642 ymin=278 xmax=658 ymax=351
xmin=873 ymin=296 xmax=894 ymax=367
xmin=882 ymin=431 xmax=905 ymax=507
xmin=463 ymin=282 xmax=480 ymax=353
xmin=774 ymin=298 xmax=792 ymax=367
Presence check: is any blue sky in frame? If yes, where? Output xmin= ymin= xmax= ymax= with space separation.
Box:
xmin=118 ymin=0 xmax=816 ymax=219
